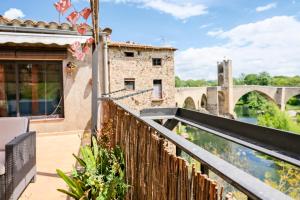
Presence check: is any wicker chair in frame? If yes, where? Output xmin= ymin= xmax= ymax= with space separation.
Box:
xmin=0 ymin=117 xmax=36 ymax=200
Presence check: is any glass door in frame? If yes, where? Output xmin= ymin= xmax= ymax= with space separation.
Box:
xmin=18 ymin=62 xmax=46 ymax=116
xmin=0 ymin=61 xmax=63 ymax=118
xmin=0 ymin=63 xmax=17 ymax=117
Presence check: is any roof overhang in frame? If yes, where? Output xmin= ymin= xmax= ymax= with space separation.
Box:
xmin=0 ymin=31 xmax=90 ymax=46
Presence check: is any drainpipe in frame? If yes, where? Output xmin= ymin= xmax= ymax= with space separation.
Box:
xmin=103 ymin=33 xmax=109 ymax=96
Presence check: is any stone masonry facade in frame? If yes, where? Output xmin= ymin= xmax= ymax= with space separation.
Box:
xmin=108 ymin=42 xmax=176 ymax=111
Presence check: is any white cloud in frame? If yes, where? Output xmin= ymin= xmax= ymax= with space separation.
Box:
xmin=256 ymin=3 xmax=277 ymax=12
xmin=103 ymin=0 xmax=207 ymax=20
xmin=143 ymin=0 xmax=207 ymax=20
xmin=176 ymin=16 xmax=300 ymax=80
xmin=3 ymin=8 xmax=25 ymax=19
xmin=199 ymin=23 xmax=212 ymax=29
xmin=207 ymin=29 xmax=223 ymax=36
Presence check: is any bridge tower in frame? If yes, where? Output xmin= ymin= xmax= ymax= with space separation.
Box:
xmin=217 ymin=60 xmax=234 ymax=116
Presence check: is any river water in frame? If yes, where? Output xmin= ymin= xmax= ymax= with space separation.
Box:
xmin=175 ymin=123 xmax=300 ymax=199
xmin=235 ymin=105 xmax=258 ymax=125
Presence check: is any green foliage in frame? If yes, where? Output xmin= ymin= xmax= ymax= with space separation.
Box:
xmin=57 ymin=137 xmax=128 ymax=200
xmin=297 ymin=114 xmax=300 ymax=124
xmin=235 ymin=91 xmax=268 ymax=115
xmin=242 ymin=72 xmax=272 ymax=86
xmin=175 ymin=76 xmax=217 ymax=87
xmin=254 ymin=152 xmax=300 ymax=199
xmin=264 ymin=161 xmax=300 ymax=199
xmin=272 ymin=75 xmax=300 ymax=87
xmin=176 ymin=72 xmax=300 ymax=91
xmin=243 ymin=74 xmax=259 ymax=85
xmin=257 ymin=102 xmax=300 ymax=134
xmin=233 ymin=73 xmax=245 ymax=85
xmin=287 ymin=95 xmax=300 ymax=106
xmin=235 ymin=92 xmax=300 ymax=134
xmin=234 ymin=72 xmax=300 ymax=87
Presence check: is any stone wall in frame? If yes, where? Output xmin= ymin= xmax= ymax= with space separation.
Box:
xmin=108 ymin=47 xmax=176 ymax=111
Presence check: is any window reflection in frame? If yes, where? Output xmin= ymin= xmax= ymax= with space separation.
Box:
xmin=0 ymin=61 xmax=63 ymax=118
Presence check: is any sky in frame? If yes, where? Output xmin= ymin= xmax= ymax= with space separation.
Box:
xmin=1 ymin=0 xmax=300 ymax=80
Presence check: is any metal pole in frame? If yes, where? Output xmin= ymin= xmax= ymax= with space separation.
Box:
xmin=90 ymin=0 xmax=100 ymax=137
xmin=91 ymin=44 xmax=99 ymax=136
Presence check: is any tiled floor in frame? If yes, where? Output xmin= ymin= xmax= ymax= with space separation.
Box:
xmin=19 ymin=132 xmax=84 ymax=200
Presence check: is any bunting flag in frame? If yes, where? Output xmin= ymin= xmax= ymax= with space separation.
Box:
xmin=70 ymin=41 xmax=81 ymax=52
xmin=69 ymin=40 xmax=94 ymax=61
xmin=82 ymin=37 xmax=94 ymax=53
xmin=77 ymin=23 xmax=89 ymax=35
xmin=86 ymin=37 xmax=94 ymax=45
xmin=82 ymin=46 xmax=90 ymax=54
xmin=53 ymin=1 xmax=94 ymax=61
xmin=74 ymin=51 xmax=85 ymax=61
xmin=80 ymin=8 xmax=92 ymax=20
xmin=66 ymin=11 xmax=80 ymax=25
xmin=54 ymin=0 xmax=71 ymax=15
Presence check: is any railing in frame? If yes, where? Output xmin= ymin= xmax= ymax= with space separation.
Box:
xmin=101 ymin=100 xmax=224 ymax=200
xmin=100 ymin=99 xmax=292 ymax=200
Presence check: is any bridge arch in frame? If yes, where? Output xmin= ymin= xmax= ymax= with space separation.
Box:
xmin=284 ymin=89 xmax=300 ymax=104
xmin=285 ymin=94 xmax=300 ymax=110
xmin=233 ymin=89 xmax=277 ymax=107
xmin=201 ymin=94 xmax=207 ymax=109
xmin=183 ymin=97 xmax=196 ymax=110
xmin=218 ymin=91 xmax=226 ymax=115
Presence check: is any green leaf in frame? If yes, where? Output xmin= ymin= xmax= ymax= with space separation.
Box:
xmin=57 ymin=189 xmax=80 ymax=199
xmin=73 ymin=153 xmax=86 ymax=167
xmin=56 ymin=169 xmax=84 ymax=196
xmin=92 ymin=136 xmax=99 ymax=160
xmin=80 ymin=147 xmax=96 ymax=171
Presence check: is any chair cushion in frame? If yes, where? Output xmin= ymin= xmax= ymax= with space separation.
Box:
xmin=0 ymin=151 xmax=5 ymax=175
xmin=0 ymin=117 xmax=28 ymax=150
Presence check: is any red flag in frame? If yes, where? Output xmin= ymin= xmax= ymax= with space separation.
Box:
xmin=80 ymin=8 xmax=92 ymax=20
xmin=77 ymin=23 xmax=89 ymax=35
xmin=67 ymin=11 xmax=80 ymax=25
xmin=54 ymin=0 xmax=71 ymax=14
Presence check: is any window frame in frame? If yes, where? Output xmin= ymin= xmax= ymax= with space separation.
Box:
xmin=124 ymin=78 xmax=135 ymax=91
xmin=152 ymin=79 xmax=163 ymax=100
xmin=152 ymin=58 xmax=162 ymax=66
xmin=124 ymin=51 xmax=135 ymax=58
xmin=0 ymin=60 xmax=64 ymax=119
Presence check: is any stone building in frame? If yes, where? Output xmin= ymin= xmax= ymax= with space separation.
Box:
xmin=107 ymin=41 xmax=176 ymax=110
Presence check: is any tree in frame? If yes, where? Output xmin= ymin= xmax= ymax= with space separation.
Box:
xmin=244 ymin=74 xmax=259 ymax=85
xmin=257 ymin=102 xmax=300 ymax=134
xmin=234 ymin=73 xmax=245 ymax=85
xmin=175 ymin=76 xmax=183 ymax=87
xmin=174 ymin=76 xmax=217 ymax=87
xmin=258 ymin=72 xmax=271 ymax=85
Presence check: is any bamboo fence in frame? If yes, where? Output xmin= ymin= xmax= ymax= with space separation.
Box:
xmin=100 ymin=100 xmax=230 ymax=200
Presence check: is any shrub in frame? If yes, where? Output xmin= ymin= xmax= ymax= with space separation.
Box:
xmin=257 ymin=102 xmax=300 ymax=134
xmin=57 ymin=137 xmax=128 ymax=200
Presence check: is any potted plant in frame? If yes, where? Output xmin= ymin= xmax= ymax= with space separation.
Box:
xmin=57 ymin=137 xmax=128 ymax=200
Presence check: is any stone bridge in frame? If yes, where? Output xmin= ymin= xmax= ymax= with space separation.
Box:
xmin=176 ymin=86 xmax=300 ymax=116
xmin=175 ymin=60 xmax=300 ymax=116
